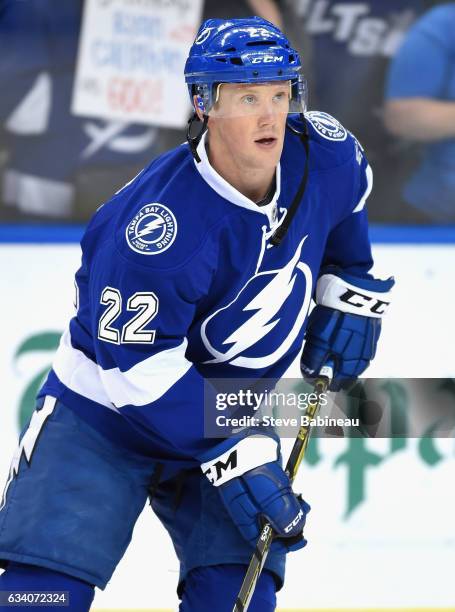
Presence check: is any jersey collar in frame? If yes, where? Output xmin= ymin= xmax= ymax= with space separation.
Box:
xmin=193 ymin=131 xmax=281 ymax=225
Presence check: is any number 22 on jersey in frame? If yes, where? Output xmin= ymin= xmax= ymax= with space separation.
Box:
xmin=97 ymin=286 xmax=159 ymax=345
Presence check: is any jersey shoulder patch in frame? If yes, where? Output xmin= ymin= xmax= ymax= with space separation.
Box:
xmin=305 ymin=111 xmax=348 ymax=142
xmin=301 ymin=110 xmax=365 ymax=170
xmin=125 ymin=202 xmax=178 ymax=256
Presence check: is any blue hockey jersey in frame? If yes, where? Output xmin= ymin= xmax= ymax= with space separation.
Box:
xmin=40 ymin=112 xmax=374 ymax=463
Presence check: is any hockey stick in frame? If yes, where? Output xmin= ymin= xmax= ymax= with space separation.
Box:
xmin=232 ymin=364 xmax=333 ymax=612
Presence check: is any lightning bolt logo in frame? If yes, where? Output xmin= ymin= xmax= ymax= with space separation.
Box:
xmin=136 ymin=216 xmax=165 ymax=239
xmin=201 ymin=237 xmax=313 ymax=369
xmin=0 ymin=397 xmax=56 ymax=511
xmin=126 ymin=203 xmax=177 ymax=255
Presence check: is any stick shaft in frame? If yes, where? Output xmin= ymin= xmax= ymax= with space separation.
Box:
xmin=233 ymin=377 xmax=329 ymax=612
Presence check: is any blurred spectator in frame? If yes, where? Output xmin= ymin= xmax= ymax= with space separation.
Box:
xmin=282 ymin=0 xmax=428 ymax=223
xmin=204 ymin=0 xmax=283 ymax=27
xmin=0 ymin=0 xmax=160 ymax=222
xmin=0 ymin=0 xmax=284 ymax=222
xmin=385 ymin=3 xmax=455 ymax=222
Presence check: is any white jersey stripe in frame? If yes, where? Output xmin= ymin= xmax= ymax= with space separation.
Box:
xmin=53 ymin=329 xmax=116 ymax=410
xmin=53 ymin=328 xmax=192 ymax=409
xmin=99 ymin=339 xmax=192 ymax=408
xmin=352 ymin=164 xmax=373 ymax=213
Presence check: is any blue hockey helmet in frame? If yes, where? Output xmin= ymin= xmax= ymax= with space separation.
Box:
xmin=184 ymin=17 xmax=307 ymax=115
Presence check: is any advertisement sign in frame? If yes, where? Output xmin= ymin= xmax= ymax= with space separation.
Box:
xmin=72 ymin=0 xmax=203 ymax=127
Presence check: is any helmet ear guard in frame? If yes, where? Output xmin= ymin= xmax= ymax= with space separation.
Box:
xmin=195 ymin=95 xmax=206 ymax=114
xmin=191 ymin=84 xmax=211 ymax=116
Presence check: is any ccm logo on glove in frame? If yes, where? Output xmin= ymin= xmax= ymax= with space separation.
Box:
xmin=203 ymin=450 xmax=237 ymax=484
xmin=200 ymin=436 xmax=278 ymax=486
xmin=316 ymin=272 xmax=393 ymax=318
xmin=284 ymin=508 xmax=304 ymax=533
xmin=340 ymin=288 xmax=389 ymax=315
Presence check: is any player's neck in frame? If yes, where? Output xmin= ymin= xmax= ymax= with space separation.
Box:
xmin=206 ymin=137 xmax=275 ymax=204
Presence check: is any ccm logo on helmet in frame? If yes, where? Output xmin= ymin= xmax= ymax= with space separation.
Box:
xmin=340 ymin=289 xmax=389 ymax=315
xmin=284 ymin=508 xmax=304 ymax=534
xmin=203 ymin=450 xmax=238 ymax=484
xmin=251 ymin=55 xmax=284 ymax=64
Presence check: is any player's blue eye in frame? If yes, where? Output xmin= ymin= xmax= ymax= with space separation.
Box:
xmin=242 ymin=95 xmax=256 ymax=105
xmin=273 ymin=92 xmax=287 ymax=103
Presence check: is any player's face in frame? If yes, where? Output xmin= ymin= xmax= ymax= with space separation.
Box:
xmin=207 ymin=82 xmax=290 ymax=172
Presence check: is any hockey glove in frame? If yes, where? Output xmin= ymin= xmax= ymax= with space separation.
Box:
xmin=301 ymin=268 xmax=394 ymax=391
xmin=200 ymin=436 xmax=310 ymax=553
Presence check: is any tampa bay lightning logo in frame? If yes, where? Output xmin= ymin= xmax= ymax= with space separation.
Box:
xmin=201 ymin=237 xmax=312 ymax=369
xmin=305 ymin=111 xmax=347 ymax=142
xmin=195 ymin=27 xmax=215 ymax=45
xmin=126 ymin=203 xmax=177 ymax=255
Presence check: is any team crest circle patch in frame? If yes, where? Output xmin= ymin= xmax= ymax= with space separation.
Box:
xmin=126 ymin=203 xmax=177 ymax=255
xmin=305 ymin=111 xmax=347 ymax=142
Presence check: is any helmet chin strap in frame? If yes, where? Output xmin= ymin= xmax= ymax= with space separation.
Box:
xmin=270 ymin=113 xmax=310 ymax=247
xmin=187 ymin=113 xmax=209 ymax=163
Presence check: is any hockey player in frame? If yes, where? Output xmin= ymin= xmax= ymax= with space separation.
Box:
xmin=0 ymin=17 xmax=393 ymax=612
